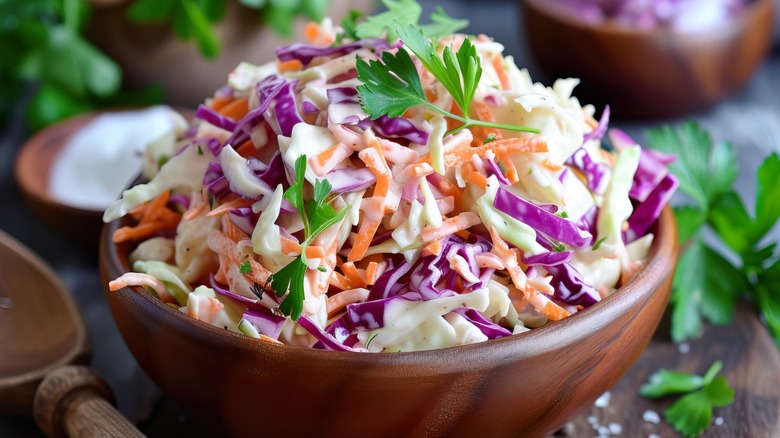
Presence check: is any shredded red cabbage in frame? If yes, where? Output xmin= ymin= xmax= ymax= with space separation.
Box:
xmin=494 ymin=187 xmax=593 ymax=248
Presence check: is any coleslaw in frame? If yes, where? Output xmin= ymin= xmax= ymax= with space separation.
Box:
xmin=104 ymin=6 xmax=677 ymax=352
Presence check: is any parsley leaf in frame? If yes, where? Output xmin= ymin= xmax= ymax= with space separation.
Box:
xmin=647 ymin=120 xmax=737 ymax=211
xmin=356 ymin=22 xmax=539 ymax=138
xmin=647 ymin=123 xmax=780 ymax=346
xmin=641 ymin=361 xmax=734 ymax=438
xmin=239 ymin=261 xmax=251 ymax=274
xmin=269 ymin=155 xmax=350 ymax=320
xmin=354 ymin=0 xmax=422 ymax=40
xmin=670 ymin=238 xmax=747 ymax=342
xmin=419 ymin=6 xmax=470 ymax=38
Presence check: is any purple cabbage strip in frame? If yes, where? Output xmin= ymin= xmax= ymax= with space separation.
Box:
xmin=630 ymin=149 xmax=671 ymax=202
xmin=209 ymin=273 xmax=274 ymax=309
xmin=357 ymin=114 xmax=430 ymax=145
xmin=195 ymin=104 xmax=237 ymax=132
xmin=271 ymin=80 xmax=304 ymax=136
xmin=453 ymin=308 xmax=512 ymax=339
xmin=565 ymin=147 xmax=607 ymax=194
xmin=203 ymin=161 xmax=230 ymax=198
xmin=297 ymin=315 xmax=358 ymax=352
xmin=327 ymin=87 xmax=359 ymax=104
xmin=494 ymin=187 xmax=593 ymax=248
xmin=484 ymin=156 xmax=510 ymax=186
xmin=224 ymin=75 xmax=291 ymax=149
xmin=545 ymin=263 xmax=600 ymax=307
xmin=582 ymin=105 xmax=610 ymax=143
xmin=625 ymin=173 xmax=679 ymax=242
xmin=523 ymin=251 xmax=573 ymax=267
xmin=367 ymin=255 xmax=412 ymax=301
xmin=321 ymin=167 xmax=377 ymax=193
xmin=576 ymin=204 xmax=599 ymax=239
xmin=242 ymin=307 xmax=286 ymax=340
xmin=346 ymin=293 xmax=421 ymax=331
xmin=227 ymin=207 xmax=258 ymax=236
xmin=276 ymin=38 xmax=393 ymax=66
xmin=302 ymin=100 xmax=319 ymax=114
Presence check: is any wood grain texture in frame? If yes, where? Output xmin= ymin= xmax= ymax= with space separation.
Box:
xmin=0 ymin=230 xmax=90 ymax=416
xmin=560 ymin=303 xmax=780 ymax=437
xmin=34 ymin=365 xmax=144 ymax=438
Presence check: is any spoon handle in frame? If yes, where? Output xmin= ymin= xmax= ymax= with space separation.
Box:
xmin=33 ymin=365 xmax=145 ymax=438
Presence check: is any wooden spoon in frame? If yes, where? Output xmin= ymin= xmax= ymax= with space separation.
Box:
xmin=0 ymin=229 xmax=143 ymax=437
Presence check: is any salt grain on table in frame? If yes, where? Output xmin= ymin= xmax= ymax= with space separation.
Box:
xmin=715 ymin=416 xmax=725 ymax=426
xmin=642 ymin=409 xmax=661 ymax=424
xmin=594 ymin=391 xmax=611 ymax=408
xmin=608 ymin=422 xmax=622 ymax=434
xmin=678 ymin=342 xmax=690 ymax=354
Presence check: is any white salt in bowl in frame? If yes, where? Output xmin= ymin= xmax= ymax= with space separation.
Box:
xmin=15 ymin=107 xmax=188 ymax=248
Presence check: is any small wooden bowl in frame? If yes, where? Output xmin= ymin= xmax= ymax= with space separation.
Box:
xmin=14 ymin=112 xmax=108 ymax=248
xmin=100 ymin=206 xmax=678 ymax=437
xmin=0 ymin=230 xmax=90 ymax=416
xmin=15 ymin=109 xmax=193 ymax=249
xmin=523 ymin=0 xmax=775 ymax=119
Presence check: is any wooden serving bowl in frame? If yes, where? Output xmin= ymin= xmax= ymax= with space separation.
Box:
xmin=522 ymin=0 xmax=775 ymax=119
xmin=100 ymin=207 xmax=677 ymax=437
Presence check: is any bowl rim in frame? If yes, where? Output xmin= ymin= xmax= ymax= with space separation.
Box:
xmin=523 ymin=0 xmax=774 ymax=37
xmin=14 ymin=111 xmax=108 ymax=217
xmin=100 ymin=203 xmax=678 ymax=368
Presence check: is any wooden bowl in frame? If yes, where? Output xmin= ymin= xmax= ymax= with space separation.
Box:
xmin=14 ymin=112 xmax=107 ymax=249
xmin=99 ymin=206 xmax=678 ymax=437
xmin=15 ymin=108 xmax=193 ymax=249
xmin=522 ymin=0 xmax=775 ymax=119
xmin=0 ymin=230 xmax=90 ymax=416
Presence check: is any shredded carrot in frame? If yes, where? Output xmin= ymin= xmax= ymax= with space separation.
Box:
xmin=406 ymin=163 xmax=435 ymax=178
xmin=497 ymin=152 xmax=519 ymax=184
xmin=421 ymin=212 xmax=481 ymax=243
xmin=467 ymin=170 xmax=488 ymax=190
xmin=469 ymin=101 xmax=502 ymax=146
xmin=492 ymin=53 xmax=512 ymax=91
xmin=422 ymin=239 xmax=443 ymax=257
xmin=310 ymin=142 xmax=351 ymax=176
xmin=304 ymin=21 xmax=320 ymax=43
xmin=326 ymin=288 xmax=369 ymax=316
xmin=221 ymin=215 xmax=246 ymax=243
xmin=542 ymin=159 xmax=563 ymax=172
xmin=340 ymin=262 xmax=367 ymax=287
xmin=218 ymin=97 xmax=249 ymax=120
xmin=329 ymin=271 xmax=351 ymax=290
xmin=364 ymin=262 xmax=381 ymax=286
xmin=209 ymin=96 xmax=233 ymax=111
xmin=235 ymin=139 xmax=257 ymax=158
xmin=206 ymin=197 xmax=253 ymax=217
xmin=113 ymin=192 xmax=181 ymax=243
xmin=277 ymin=59 xmax=304 ymax=73
xmin=417 ymin=136 xmax=548 ymax=168
xmin=280 ymin=236 xmax=328 ymax=259
xmin=359 ymin=135 xmax=391 ymax=197
xmin=348 ymin=197 xmax=384 ymax=262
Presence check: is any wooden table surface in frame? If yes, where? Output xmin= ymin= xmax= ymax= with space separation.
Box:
xmin=565 ymin=304 xmax=780 ymax=438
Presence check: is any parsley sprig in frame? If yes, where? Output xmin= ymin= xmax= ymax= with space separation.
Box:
xmin=647 ymin=121 xmax=780 ymax=347
xmin=640 ymin=361 xmax=734 ymax=437
xmin=269 ymin=155 xmax=350 ymax=320
xmin=346 ymin=0 xmax=468 ymax=42
xmin=355 ymin=22 xmax=539 ymax=137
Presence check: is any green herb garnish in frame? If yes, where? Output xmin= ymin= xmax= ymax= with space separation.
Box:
xmin=269 ymin=155 xmax=350 ymax=320
xmin=647 ymin=121 xmax=780 ymax=346
xmin=640 ymin=361 xmax=734 ymax=437
xmin=356 ymin=22 xmax=539 ymax=137
xmin=239 ymin=261 xmax=251 ymax=274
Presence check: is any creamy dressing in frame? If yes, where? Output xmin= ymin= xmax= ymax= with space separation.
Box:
xmin=50 ymin=106 xmax=179 ymax=210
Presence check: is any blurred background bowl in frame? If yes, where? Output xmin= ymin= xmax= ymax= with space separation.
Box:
xmin=522 ymin=0 xmax=775 ymax=119
xmin=100 ymin=207 xmax=677 ymax=437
